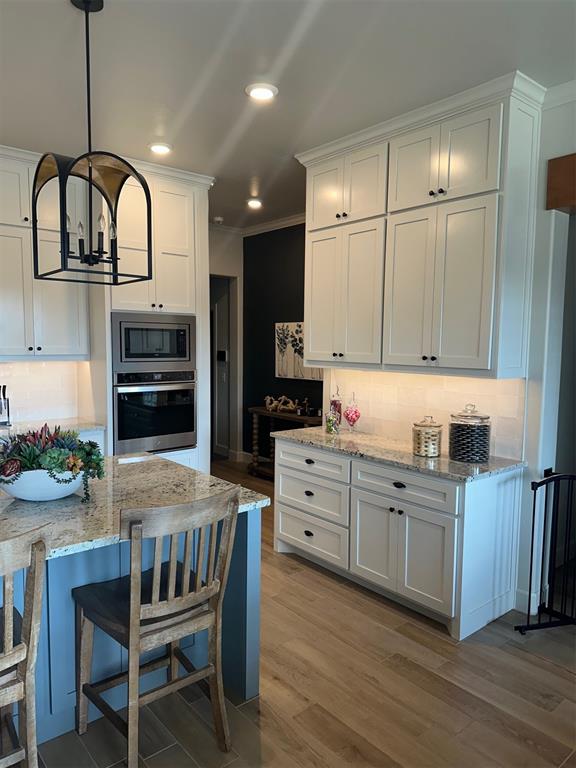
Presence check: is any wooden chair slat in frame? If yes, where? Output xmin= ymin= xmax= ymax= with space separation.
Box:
xmin=195 ymin=527 xmax=206 ymax=593
xmin=182 ymin=531 xmax=193 ymax=597
xmin=207 ymin=523 xmax=218 ymax=585
xmin=140 ymin=582 xmax=220 ymax=620
xmin=151 ymin=537 xmax=163 ymax=604
xmin=167 ymin=534 xmax=179 ymax=600
xmin=2 ymin=574 xmax=14 ymax=654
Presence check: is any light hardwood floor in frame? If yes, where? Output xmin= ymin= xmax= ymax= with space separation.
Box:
xmin=37 ymin=459 xmax=576 ymax=768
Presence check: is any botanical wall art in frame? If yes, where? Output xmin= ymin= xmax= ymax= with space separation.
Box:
xmin=275 ymin=322 xmax=323 ymax=381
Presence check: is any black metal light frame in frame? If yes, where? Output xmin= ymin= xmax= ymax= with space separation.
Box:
xmin=32 ymin=0 xmax=153 ymax=286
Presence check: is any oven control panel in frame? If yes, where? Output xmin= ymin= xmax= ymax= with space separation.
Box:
xmin=115 ymin=370 xmax=195 ymax=385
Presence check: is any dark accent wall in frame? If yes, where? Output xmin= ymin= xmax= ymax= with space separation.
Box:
xmin=243 ymin=224 xmax=323 ymax=454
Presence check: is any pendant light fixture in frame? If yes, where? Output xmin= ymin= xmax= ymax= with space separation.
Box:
xmin=32 ymin=0 xmax=153 ymax=286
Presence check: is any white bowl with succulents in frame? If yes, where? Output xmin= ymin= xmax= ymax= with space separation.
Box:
xmin=0 ymin=424 xmax=105 ymax=503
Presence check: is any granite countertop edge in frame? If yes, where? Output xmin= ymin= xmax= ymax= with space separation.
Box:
xmin=0 ymin=417 xmax=106 ymax=434
xmin=271 ymin=428 xmax=525 ymax=483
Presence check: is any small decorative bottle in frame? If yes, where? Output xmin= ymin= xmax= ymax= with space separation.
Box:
xmin=325 ymin=407 xmax=340 ymax=435
xmin=330 ymin=386 xmax=342 ymax=426
xmin=343 ymin=392 xmax=361 ymax=432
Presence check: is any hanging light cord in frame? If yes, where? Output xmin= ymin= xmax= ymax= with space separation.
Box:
xmin=84 ymin=0 xmax=93 ymax=256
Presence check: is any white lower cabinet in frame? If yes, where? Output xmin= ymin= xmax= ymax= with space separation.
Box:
xmin=274 ymin=439 xmax=523 ymax=640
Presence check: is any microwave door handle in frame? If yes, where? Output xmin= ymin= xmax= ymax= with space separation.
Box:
xmin=116 ymin=383 xmax=195 ymax=394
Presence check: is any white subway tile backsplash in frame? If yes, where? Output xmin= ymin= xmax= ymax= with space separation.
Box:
xmin=326 ymin=369 xmax=525 ymax=459
xmin=0 ymin=362 xmax=79 ymax=424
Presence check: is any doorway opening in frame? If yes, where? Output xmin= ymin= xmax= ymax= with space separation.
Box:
xmin=210 ymin=276 xmax=232 ymax=458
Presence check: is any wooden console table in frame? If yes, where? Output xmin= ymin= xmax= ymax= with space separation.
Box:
xmin=248 ymin=406 xmax=322 ymax=479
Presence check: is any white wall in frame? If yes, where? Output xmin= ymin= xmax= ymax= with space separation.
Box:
xmin=326 ymin=369 xmax=525 ymax=459
xmin=0 ymin=361 xmax=80 ymax=422
xmin=209 ymin=225 xmax=245 ymax=461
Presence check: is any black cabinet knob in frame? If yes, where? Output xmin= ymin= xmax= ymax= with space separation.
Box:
xmin=151 ymin=303 xmax=156 ymax=308
xmin=393 ymin=481 xmax=406 ymax=489
xmin=23 ymin=216 xmax=30 ymax=222
xmin=389 ymin=506 xmax=395 ymax=513
xmin=304 ymin=490 xmax=314 ymax=497
xmin=28 ymin=346 xmax=33 ymax=351
xmin=305 ymin=458 xmax=315 ymax=465
xmin=36 ymin=346 xmax=42 ymax=351
xmin=159 ymin=304 xmax=164 ymax=308
xmin=342 ymin=212 xmax=348 ymax=217
xmin=430 ymin=355 xmax=437 ymax=361
xmin=438 ymin=188 xmax=446 ymax=194
xmin=397 ymin=509 xmax=404 ymax=516
xmin=428 ymin=190 xmax=435 ymax=197
xmin=335 ymin=213 xmax=341 ymax=219
xmin=338 ymin=353 xmax=344 ymax=358
xmin=332 ymin=352 xmax=338 ymax=357
xmin=422 ymin=355 xmax=428 ymax=361
xmin=304 ymin=530 xmax=314 ymax=537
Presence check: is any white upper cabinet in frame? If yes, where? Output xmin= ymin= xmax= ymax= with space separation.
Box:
xmin=0 ymin=226 xmax=34 ymax=356
xmin=388 ymin=125 xmax=440 ymax=212
xmin=305 ymin=219 xmax=384 ymax=366
xmin=383 ymin=208 xmax=436 ymax=366
xmin=438 ymin=104 xmax=502 ymax=202
xmin=384 ymin=195 xmax=497 ymax=370
xmin=154 ymin=179 xmax=195 ymax=314
xmin=431 ymin=196 xmax=497 ymax=369
xmin=0 ymin=159 xmax=31 ymax=227
xmin=112 ymin=176 xmax=196 ymax=314
xmin=306 ymin=142 xmax=387 ymax=230
xmin=388 ymin=104 xmax=502 ymax=212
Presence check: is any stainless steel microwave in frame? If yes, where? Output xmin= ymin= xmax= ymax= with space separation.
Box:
xmin=111 ymin=312 xmax=196 ymax=373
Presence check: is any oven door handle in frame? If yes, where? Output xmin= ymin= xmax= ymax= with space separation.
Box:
xmin=115 ymin=383 xmax=195 ymax=394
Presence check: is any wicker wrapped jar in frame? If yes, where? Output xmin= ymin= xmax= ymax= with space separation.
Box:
xmin=412 ymin=416 xmax=442 ymax=458
xmin=449 ymin=404 xmax=491 ymax=463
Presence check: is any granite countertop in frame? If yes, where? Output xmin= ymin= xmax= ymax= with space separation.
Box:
xmin=0 ymin=455 xmax=270 ymax=559
xmin=0 ymin=417 xmax=106 ymax=436
xmin=271 ymin=427 xmax=525 ymax=483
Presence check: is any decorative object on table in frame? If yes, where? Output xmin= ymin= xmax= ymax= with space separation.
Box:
xmin=325 ymin=408 xmax=340 ymax=435
xmin=0 ymin=384 xmax=11 ymax=426
xmin=330 ymin=386 xmax=342 ymax=425
xmin=449 ymin=404 xmax=491 ymax=463
xmin=343 ymin=393 xmax=361 ymax=432
xmin=32 ymin=0 xmax=152 ymax=287
xmin=274 ymin=322 xmax=323 ymax=381
xmin=0 ymin=424 xmax=104 ymax=502
xmin=413 ymin=416 xmax=442 ymax=458
xmin=264 ymin=395 xmax=298 ymax=413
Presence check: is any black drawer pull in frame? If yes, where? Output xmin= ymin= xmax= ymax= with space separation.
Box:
xmin=388 ymin=506 xmax=395 ymax=513
xmin=397 ymin=509 xmax=404 ymax=516
xmin=304 ymin=490 xmax=314 ymax=497
xmin=305 ymin=458 xmax=315 ymax=465
xmin=304 ymin=530 xmax=314 ymax=537
xmin=393 ymin=481 xmax=406 ymax=489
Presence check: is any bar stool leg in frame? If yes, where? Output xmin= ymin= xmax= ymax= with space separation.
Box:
xmin=126 ymin=644 xmax=140 ymax=768
xmin=20 ymin=672 xmax=38 ymax=768
xmin=75 ymin=605 xmax=94 ymax=735
xmin=208 ymin=621 xmax=230 ymax=752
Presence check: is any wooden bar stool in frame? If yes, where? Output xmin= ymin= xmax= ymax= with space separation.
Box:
xmin=0 ymin=537 xmax=46 ymax=768
xmin=72 ymin=487 xmax=240 ymax=768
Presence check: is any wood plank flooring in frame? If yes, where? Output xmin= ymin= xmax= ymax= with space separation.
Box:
xmin=38 ymin=459 xmax=576 ymax=768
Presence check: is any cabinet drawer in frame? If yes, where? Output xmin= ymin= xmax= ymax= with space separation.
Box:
xmin=351 ymin=461 xmax=458 ymax=513
xmin=276 ymin=503 xmax=349 ymax=569
xmin=275 ymin=441 xmax=351 ymax=483
xmin=276 ymin=468 xmax=349 ymax=526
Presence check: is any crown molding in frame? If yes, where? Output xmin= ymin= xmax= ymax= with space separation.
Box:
xmin=543 ymin=79 xmax=576 ymax=111
xmin=295 ymin=71 xmax=547 ymax=166
xmin=0 ymin=144 xmax=215 ymax=189
xmin=242 ymin=212 xmax=306 ymax=237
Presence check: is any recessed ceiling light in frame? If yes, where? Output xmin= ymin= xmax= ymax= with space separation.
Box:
xmin=245 ymin=83 xmax=278 ymax=101
xmin=149 ymin=142 xmax=172 ymax=155
xmin=247 ymin=198 xmax=262 ymax=210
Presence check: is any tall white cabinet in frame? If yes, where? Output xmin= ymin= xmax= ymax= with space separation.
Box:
xmin=0 ymin=148 xmax=89 ymax=359
xmin=297 ymin=73 xmax=543 ymax=377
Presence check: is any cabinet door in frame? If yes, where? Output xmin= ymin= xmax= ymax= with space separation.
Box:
xmin=383 ymin=209 xmax=436 ymax=366
xmin=439 ymin=104 xmax=502 ymax=201
xmin=431 ymin=195 xmax=497 ymax=369
xmin=342 ymin=143 xmax=388 ymax=222
xmin=388 ymin=125 xmax=440 ymax=212
xmin=306 ymin=157 xmax=345 ymax=230
xmin=0 ymin=226 xmax=34 ymax=356
xmin=304 ymin=229 xmax=342 ymax=362
xmin=397 ymin=504 xmax=457 ymax=617
xmin=111 ymin=178 xmax=155 ymax=312
xmin=154 ymin=180 xmax=196 ymax=314
xmin=340 ymin=218 xmax=384 ymax=364
xmin=350 ymin=489 xmax=398 ymax=590
xmin=32 ymin=230 xmax=89 ymax=356
xmin=0 ymin=158 xmax=30 ymax=226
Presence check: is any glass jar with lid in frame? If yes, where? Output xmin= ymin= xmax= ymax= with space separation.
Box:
xmin=413 ymin=416 xmax=442 ymax=458
xmin=449 ymin=404 xmax=491 ymax=463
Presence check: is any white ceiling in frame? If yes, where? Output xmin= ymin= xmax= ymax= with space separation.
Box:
xmin=1 ymin=0 xmax=574 ymax=227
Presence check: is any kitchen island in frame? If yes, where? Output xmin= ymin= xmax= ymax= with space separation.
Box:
xmin=0 ymin=454 xmax=270 ymax=744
